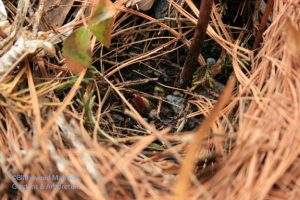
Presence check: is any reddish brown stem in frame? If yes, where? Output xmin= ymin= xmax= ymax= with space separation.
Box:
xmin=177 ymin=0 xmax=213 ymax=88
xmin=252 ymin=0 xmax=274 ymax=52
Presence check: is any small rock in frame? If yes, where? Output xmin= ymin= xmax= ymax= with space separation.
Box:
xmin=206 ymin=57 xmax=216 ymax=65
xmin=166 ymin=95 xmax=185 ymax=114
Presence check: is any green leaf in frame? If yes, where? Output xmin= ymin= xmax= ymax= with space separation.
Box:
xmin=88 ymin=0 xmax=115 ymax=47
xmin=62 ymin=27 xmax=91 ymax=73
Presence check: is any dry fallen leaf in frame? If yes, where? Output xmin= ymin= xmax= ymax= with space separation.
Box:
xmin=88 ymin=0 xmax=116 ymax=47
xmin=62 ymin=27 xmax=91 ymax=74
xmin=42 ymin=0 xmax=75 ymax=29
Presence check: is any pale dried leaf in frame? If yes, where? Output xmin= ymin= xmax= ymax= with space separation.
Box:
xmin=42 ymin=0 xmax=75 ymax=29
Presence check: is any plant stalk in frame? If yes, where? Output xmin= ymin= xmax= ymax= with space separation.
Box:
xmin=177 ymin=0 xmax=213 ymax=88
xmin=253 ymin=0 xmax=274 ymax=52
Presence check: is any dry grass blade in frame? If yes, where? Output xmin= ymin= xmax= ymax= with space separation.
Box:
xmin=38 ymin=69 xmax=87 ymax=136
xmin=284 ymin=17 xmax=300 ymax=56
xmin=26 ymin=59 xmax=42 ymax=133
xmin=173 ymin=75 xmax=236 ymax=200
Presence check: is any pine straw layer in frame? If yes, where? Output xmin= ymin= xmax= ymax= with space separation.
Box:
xmin=0 ymin=0 xmax=300 ymax=199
